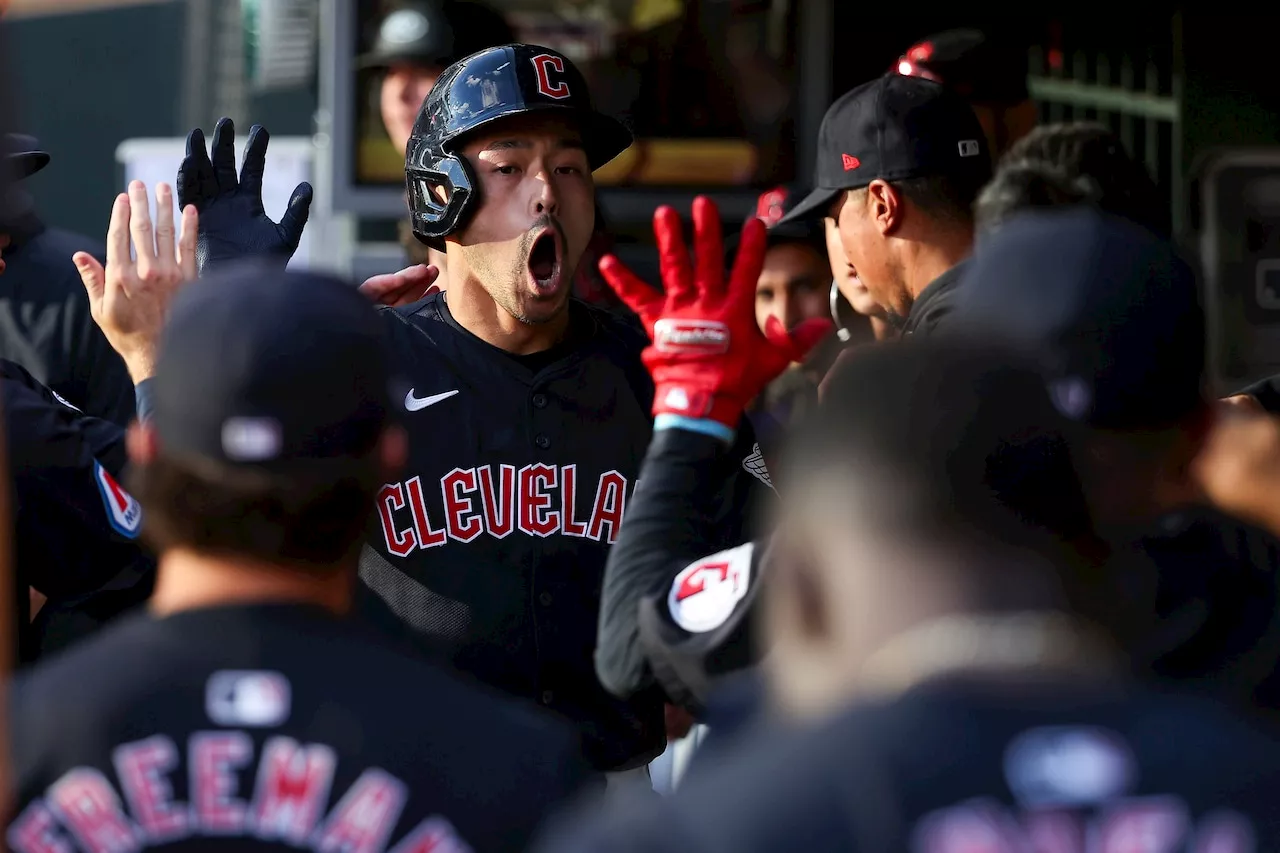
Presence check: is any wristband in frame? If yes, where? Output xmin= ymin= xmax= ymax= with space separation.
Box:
xmin=654 ymin=414 xmax=735 ymax=444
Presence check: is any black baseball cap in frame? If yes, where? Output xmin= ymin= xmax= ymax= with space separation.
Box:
xmin=153 ymin=263 xmax=394 ymax=470
xmin=2 ymin=134 xmax=49 ymax=181
xmin=953 ymin=207 xmax=1205 ymax=430
xmin=795 ymin=339 xmax=1093 ymax=548
xmin=895 ymin=29 xmax=1031 ymax=105
xmin=358 ymin=1 xmax=515 ymax=70
xmin=778 ymin=74 xmax=991 ymax=225
xmin=724 ymin=185 xmax=826 ymax=262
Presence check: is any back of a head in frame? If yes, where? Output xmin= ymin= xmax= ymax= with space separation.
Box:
xmin=957 ymin=207 xmax=1204 ymax=432
xmin=975 ymin=122 xmax=1169 ymax=237
xmin=132 ymin=264 xmax=395 ymax=568
xmin=786 ymin=339 xmax=1092 ymax=560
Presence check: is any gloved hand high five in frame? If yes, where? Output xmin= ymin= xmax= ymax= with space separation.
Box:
xmin=599 ymin=196 xmax=832 ymax=433
xmin=177 ymin=117 xmax=312 ymax=273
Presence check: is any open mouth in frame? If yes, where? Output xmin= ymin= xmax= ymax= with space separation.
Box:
xmin=526 ymin=228 xmax=563 ymax=295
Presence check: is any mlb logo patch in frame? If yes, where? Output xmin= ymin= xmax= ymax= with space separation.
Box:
xmin=93 ymin=461 xmax=141 ymax=539
xmin=206 ymin=671 xmax=292 ymax=727
xmin=958 ymin=139 xmax=982 ymax=158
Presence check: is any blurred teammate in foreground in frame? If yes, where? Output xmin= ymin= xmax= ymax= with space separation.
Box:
xmin=539 ymin=332 xmax=1280 ymax=852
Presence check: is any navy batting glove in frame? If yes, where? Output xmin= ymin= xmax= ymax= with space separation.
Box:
xmin=177 ymin=117 xmax=312 ymax=273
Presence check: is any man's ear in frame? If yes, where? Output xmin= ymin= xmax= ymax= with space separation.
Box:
xmin=126 ymin=422 xmax=159 ymax=466
xmin=865 ymin=180 xmax=904 ymax=236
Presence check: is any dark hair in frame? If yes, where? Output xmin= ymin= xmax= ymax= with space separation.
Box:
xmin=890 ymin=173 xmax=985 ymax=227
xmin=128 ymin=453 xmax=383 ymax=570
xmin=975 ymin=122 xmax=1168 ymax=236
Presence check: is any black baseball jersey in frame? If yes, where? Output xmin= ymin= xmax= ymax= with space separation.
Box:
xmin=358 ymin=293 xmax=769 ymax=771
xmin=596 ymin=427 xmax=765 ymax=715
xmin=1 ymin=359 xmax=153 ymax=663
xmin=9 ymin=603 xmax=593 ymax=853
xmin=0 ymin=219 xmax=135 ymax=425
xmin=534 ymin=674 xmax=1280 ymax=852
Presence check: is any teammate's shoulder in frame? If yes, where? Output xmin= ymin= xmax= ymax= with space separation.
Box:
xmin=378 ymin=288 xmax=448 ymax=325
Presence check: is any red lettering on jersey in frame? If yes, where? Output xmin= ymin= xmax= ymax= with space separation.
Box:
xmin=46 ymin=769 xmax=138 ymax=853
xmin=477 ymin=464 xmax=515 ymax=538
xmin=313 ymin=769 xmax=407 ymax=853
xmin=190 ymin=731 xmax=252 ymax=834
xmin=250 ymin=737 xmax=336 ymax=844
xmin=406 ymin=476 xmax=447 ymax=549
xmin=560 ymin=465 xmax=588 ymax=538
xmin=531 ymin=54 xmax=570 ymax=99
xmin=387 ymin=816 xmax=471 ymax=853
xmin=112 ymin=735 xmax=187 ymax=842
xmin=1096 ymin=798 xmax=1188 ymax=853
xmin=914 ymin=801 xmax=1022 ymax=853
xmin=7 ymin=802 xmax=74 ymax=853
xmin=441 ymin=467 xmax=483 ymax=543
xmin=377 ymin=483 xmax=417 ymax=557
xmin=518 ymin=464 xmax=559 ymax=537
xmin=587 ymin=470 xmax=627 ymax=543
xmin=1024 ymin=811 xmax=1082 ymax=853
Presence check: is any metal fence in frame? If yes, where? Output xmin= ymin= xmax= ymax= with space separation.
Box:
xmin=1024 ymin=14 xmax=1182 ymax=232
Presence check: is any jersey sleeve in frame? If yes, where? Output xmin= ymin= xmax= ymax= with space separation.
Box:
xmin=3 ymin=364 xmax=144 ymax=599
xmin=595 ymin=421 xmax=772 ymax=708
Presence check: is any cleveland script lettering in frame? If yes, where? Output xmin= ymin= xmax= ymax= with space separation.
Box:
xmin=377 ymin=464 xmax=629 ymax=555
xmin=7 ymin=734 xmax=470 ymax=853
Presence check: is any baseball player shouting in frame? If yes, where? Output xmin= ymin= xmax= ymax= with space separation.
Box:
xmin=178 ymin=45 xmax=771 ymax=775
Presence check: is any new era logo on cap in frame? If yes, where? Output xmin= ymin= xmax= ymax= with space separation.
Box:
xmin=842 ymin=154 xmax=861 ymax=171
xmin=958 ymin=139 xmax=981 ymax=157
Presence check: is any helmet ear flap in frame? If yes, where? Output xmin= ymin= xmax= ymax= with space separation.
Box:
xmin=407 ymin=153 xmax=478 ymax=246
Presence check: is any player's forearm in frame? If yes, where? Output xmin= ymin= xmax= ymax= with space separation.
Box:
xmin=595 ymin=426 xmax=741 ymax=697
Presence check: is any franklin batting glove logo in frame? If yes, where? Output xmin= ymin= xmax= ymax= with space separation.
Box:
xmin=653 ymin=319 xmax=730 ymax=355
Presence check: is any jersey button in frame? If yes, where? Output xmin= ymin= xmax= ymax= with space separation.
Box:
xmin=539 ymin=592 xmax=553 ymax=606
xmin=532 ymin=393 xmax=548 ymax=408
xmin=535 ymin=434 xmax=551 ymax=449
xmin=541 ymin=690 xmax=554 ymax=704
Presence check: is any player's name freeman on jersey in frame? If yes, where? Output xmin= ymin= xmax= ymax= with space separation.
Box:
xmin=8 ymin=734 xmax=471 ymax=853
xmin=377 ymin=464 xmax=629 ymax=554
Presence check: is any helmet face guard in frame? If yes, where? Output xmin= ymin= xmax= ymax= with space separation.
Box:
xmin=406 ymin=141 xmax=476 ymax=241
xmin=403 ymin=44 xmax=633 ymax=246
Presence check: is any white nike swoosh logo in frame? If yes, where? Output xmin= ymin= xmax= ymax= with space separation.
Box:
xmin=405 ymin=389 xmax=459 ymax=412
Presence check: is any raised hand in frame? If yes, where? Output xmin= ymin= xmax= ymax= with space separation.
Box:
xmin=597 ymin=196 xmax=832 ymax=431
xmin=359 ymin=264 xmax=441 ymax=307
xmin=177 ymin=117 xmax=312 ymax=273
xmin=73 ymin=180 xmax=198 ymax=383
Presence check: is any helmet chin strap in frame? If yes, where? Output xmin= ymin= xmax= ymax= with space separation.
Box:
xmin=830 ymin=280 xmax=852 ymax=343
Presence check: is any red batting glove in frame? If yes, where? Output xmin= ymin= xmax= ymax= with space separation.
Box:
xmin=598 ymin=196 xmax=833 ymax=430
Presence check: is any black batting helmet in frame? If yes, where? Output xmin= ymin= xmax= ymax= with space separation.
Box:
xmin=404 ymin=43 xmax=633 ymax=244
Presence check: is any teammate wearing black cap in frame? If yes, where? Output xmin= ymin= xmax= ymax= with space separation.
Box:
xmin=537 ymin=336 xmax=1280 ymax=853
xmin=736 ymin=187 xmax=844 ymax=448
xmin=9 ymin=199 xmax=592 ymax=851
xmin=952 ymin=208 xmax=1280 ymax=720
xmin=777 ymin=74 xmax=992 ymax=337
xmin=361 ymin=1 xmax=515 ymax=159
xmin=360 ymin=2 xmax=515 ymax=278
xmin=179 ymin=46 xmax=769 ymax=776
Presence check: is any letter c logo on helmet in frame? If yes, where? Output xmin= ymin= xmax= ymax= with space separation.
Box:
xmin=531 ymin=54 xmax=570 ymax=100
xmin=403 ymin=44 xmax=633 ymax=246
